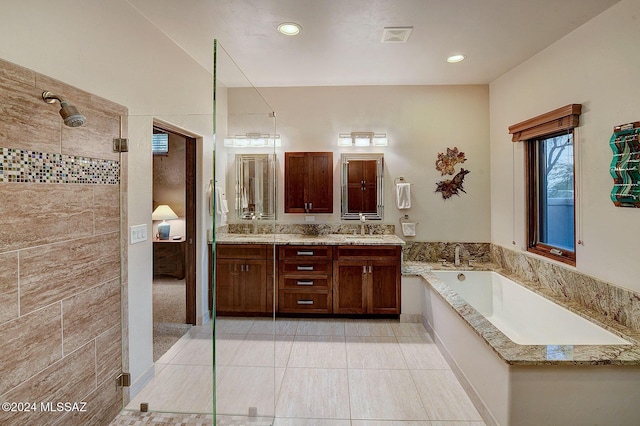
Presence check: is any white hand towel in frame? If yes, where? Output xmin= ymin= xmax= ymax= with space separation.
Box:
xmin=396 ymin=183 xmax=411 ymax=209
xmin=402 ymin=222 xmax=416 ymax=237
xmin=215 ymin=186 xmax=224 ymax=214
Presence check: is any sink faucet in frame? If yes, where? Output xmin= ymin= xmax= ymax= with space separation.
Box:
xmin=359 ymin=213 xmax=366 ymax=236
xmin=251 ymin=214 xmax=258 ymax=234
xmin=454 ymin=244 xmax=462 ymax=267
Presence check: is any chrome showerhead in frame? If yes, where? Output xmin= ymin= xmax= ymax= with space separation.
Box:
xmin=42 ymin=91 xmax=86 ymax=127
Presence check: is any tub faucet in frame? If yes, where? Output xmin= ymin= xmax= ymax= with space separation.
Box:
xmin=454 ymin=244 xmax=462 ymax=267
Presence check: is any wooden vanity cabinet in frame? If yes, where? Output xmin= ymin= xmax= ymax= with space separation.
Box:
xmin=333 ymin=245 xmax=401 ymax=315
xmin=278 ymin=245 xmax=333 ymax=313
xmin=284 ymin=152 xmax=333 ymax=214
xmin=216 ymin=244 xmax=274 ymax=314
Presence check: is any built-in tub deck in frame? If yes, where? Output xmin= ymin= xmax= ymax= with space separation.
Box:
xmin=402 ymin=261 xmax=640 ymax=366
xmin=405 ymin=262 xmax=640 ymax=425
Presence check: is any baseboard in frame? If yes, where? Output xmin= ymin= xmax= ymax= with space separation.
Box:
xmin=128 ymin=364 xmax=155 ymax=403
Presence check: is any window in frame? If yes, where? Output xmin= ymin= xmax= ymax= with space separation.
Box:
xmin=526 ymin=132 xmax=576 ymax=264
xmin=152 ymin=132 xmax=169 ymax=155
xmin=509 ymin=104 xmax=581 ymax=266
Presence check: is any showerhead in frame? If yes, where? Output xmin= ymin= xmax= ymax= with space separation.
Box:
xmin=42 ymin=91 xmax=86 ymax=127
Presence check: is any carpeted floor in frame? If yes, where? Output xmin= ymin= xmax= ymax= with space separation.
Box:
xmin=153 ymin=276 xmax=191 ymax=361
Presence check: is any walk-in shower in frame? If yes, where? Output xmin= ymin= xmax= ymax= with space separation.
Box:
xmin=42 ymin=90 xmax=86 ymax=127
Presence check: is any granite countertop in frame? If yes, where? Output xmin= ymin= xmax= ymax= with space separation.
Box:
xmin=402 ymin=262 xmax=640 ymax=366
xmin=214 ymin=233 xmax=406 ymax=246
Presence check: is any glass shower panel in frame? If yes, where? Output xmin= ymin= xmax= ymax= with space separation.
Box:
xmin=214 ymin=40 xmax=277 ymax=425
xmin=120 ymin=112 xmax=215 ymax=420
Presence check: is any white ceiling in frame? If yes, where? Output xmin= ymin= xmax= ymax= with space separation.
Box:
xmin=128 ymin=0 xmax=620 ymax=87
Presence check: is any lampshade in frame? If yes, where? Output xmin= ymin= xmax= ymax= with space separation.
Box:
xmin=152 ymin=205 xmax=178 ymax=221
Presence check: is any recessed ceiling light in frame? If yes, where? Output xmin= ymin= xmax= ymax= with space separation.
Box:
xmin=278 ymin=22 xmax=301 ymax=36
xmin=447 ymin=54 xmax=465 ymax=63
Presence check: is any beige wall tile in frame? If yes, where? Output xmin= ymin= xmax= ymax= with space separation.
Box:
xmin=96 ymin=325 xmax=122 ymax=386
xmin=0 ymin=78 xmax=61 ymax=153
xmin=0 ymin=304 xmax=62 ymax=395
xmin=93 ymin=185 xmax=120 ymax=234
xmin=61 ymin=110 xmax=121 ymax=161
xmin=0 ymin=183 xmax=94 ymax=252
xmin=0 ymin=251 xmax=19 ymax=323
xmin=61 ymin=371 xmax=123 ymax=426
xmin=0 ymin=342 xmax=96 ymax=426
xmin=0 ymin=58 xmax=36 ymax=87
xmin=20 ymin=233 xmax=120 ymax=314
xmin=63 ymin=279 xmax=120 ymax=354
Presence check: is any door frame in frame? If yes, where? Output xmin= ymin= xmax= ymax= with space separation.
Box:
xmin=153 ymin=120 xmax=198 ymax=325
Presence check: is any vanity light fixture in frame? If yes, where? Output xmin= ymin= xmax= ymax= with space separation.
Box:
xmin=446 ymin=54 xmax=465 ymax=63
xmin=224 ymin=133 xmax=282 ymax=148
xmin=338 ymin=132 xmax=388 ymax=147
xmin=278 ymin=22 xmax=301 ymax=36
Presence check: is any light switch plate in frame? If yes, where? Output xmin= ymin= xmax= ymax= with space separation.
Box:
xmin=130 ymin=224 xmax=147 ymax=244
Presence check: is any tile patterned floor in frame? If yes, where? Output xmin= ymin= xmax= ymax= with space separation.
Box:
xmin=113 ymin=318 xmax=485 ymax=426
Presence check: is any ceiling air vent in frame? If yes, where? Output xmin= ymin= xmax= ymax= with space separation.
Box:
xmin=381 ymin=27 xmax=413 ymax=43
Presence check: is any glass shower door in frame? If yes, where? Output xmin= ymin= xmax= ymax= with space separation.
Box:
xmin=213 ymin=40 xmax=278 ymax=425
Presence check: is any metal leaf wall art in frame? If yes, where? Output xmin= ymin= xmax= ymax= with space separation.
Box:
xmin=435 ymin=147 xmax=470 ymax=199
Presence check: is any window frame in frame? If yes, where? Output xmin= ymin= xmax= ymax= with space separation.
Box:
xmin=525 ymin=132 xmax=576 ymax=265
xmin=508 ymin=104 xmax=581 ymax=266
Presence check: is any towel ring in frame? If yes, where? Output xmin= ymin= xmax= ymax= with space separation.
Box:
xmin=399 ymin=214 xmax=418 ymax=225
xmin=394 ymin=177 xmax=407 ymax=185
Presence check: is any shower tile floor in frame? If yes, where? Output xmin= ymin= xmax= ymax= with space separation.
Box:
xmin=118 ymin=318 xmax=485 ymax=426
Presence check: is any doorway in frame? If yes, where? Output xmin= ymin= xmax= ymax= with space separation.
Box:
xmin=151 ymin=124 xmax=197 ymax=360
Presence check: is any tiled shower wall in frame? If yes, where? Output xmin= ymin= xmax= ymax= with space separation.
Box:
xmin=0 ymin=58 xmax=127 ymax=425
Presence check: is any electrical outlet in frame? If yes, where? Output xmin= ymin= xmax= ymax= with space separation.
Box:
xmin=130 ymin=224 xmax=147 ymax=244
xmin=305 ymin=216 xmax=315 ymax=222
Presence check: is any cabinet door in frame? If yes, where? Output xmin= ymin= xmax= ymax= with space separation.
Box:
xmin=368 ymin=260 xmax=400 ymax=314
xmin=307 ymin=152 xmax=333 ymax=213
xmin=241 ymin=259 xmax=268 ymax=313
xmin=284 ymin=152 xmax=333 ymax=213
xmin=284 ymin=152 xmax=307 ymax=213
xmin=333 ymin=260 xmax=366 ymax=314
xmin=216 ymin=258 xmax=268 ymax=313
xmin=216 ymin=258 xmax=243 ymax=312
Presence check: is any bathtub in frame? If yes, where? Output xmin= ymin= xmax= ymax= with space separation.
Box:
xmin=419 ymin=269 xmax=640 ymax=426
xmin=434 ymin=270 xmax=629 ymax=346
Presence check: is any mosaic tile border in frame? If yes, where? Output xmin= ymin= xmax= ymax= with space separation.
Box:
xmin=0 ymin=147 xmax=119 ymax=184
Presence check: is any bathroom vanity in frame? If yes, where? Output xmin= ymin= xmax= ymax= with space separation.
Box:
xmin=214 ymin=233 xmax=403 ymax=316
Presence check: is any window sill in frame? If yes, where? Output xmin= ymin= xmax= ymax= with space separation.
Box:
xmin=527 ymin=246 xmax=576 ymax=267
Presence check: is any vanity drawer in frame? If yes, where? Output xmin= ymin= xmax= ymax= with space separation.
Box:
xmin=279 ymin=260 xmax=332 ymax=275
xmin=279 ymin=245 xmax=332 ymax=260
xmin=279 ymin=276 xmax=331 ymax=290
xmin=278 ymin=290 xmax=332 ymax=313
xmin=217 ymin=244 xmax=267 ymax=259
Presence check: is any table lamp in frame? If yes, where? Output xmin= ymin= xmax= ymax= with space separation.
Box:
xmin=152 ymin=204 xmax=178 ymax=240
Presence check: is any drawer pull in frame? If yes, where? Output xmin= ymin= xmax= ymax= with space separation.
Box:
xmin=297 ymin=251 xmax=314 ymax=256
xmin=297 ymin=265 xmax=314 ymax=271
xmin=297 ymin=300 xmax=314 ymax=305
xmin=296 ymin=280 xmax=314 ymax=286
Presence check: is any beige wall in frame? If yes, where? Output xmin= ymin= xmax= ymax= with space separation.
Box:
xmin=226 ymin=85 xmax=491 ymax=242
xmin=0 ymin=58 xmax=126 ymax=425
xmin=490 ymin=0 xmax=640 ymax=292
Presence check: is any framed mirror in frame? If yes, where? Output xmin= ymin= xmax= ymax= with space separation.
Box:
xmin=235 ymin=153 xmax=277 ymax=220
xmin=341 ymin=153 xmax=384 ymax=220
